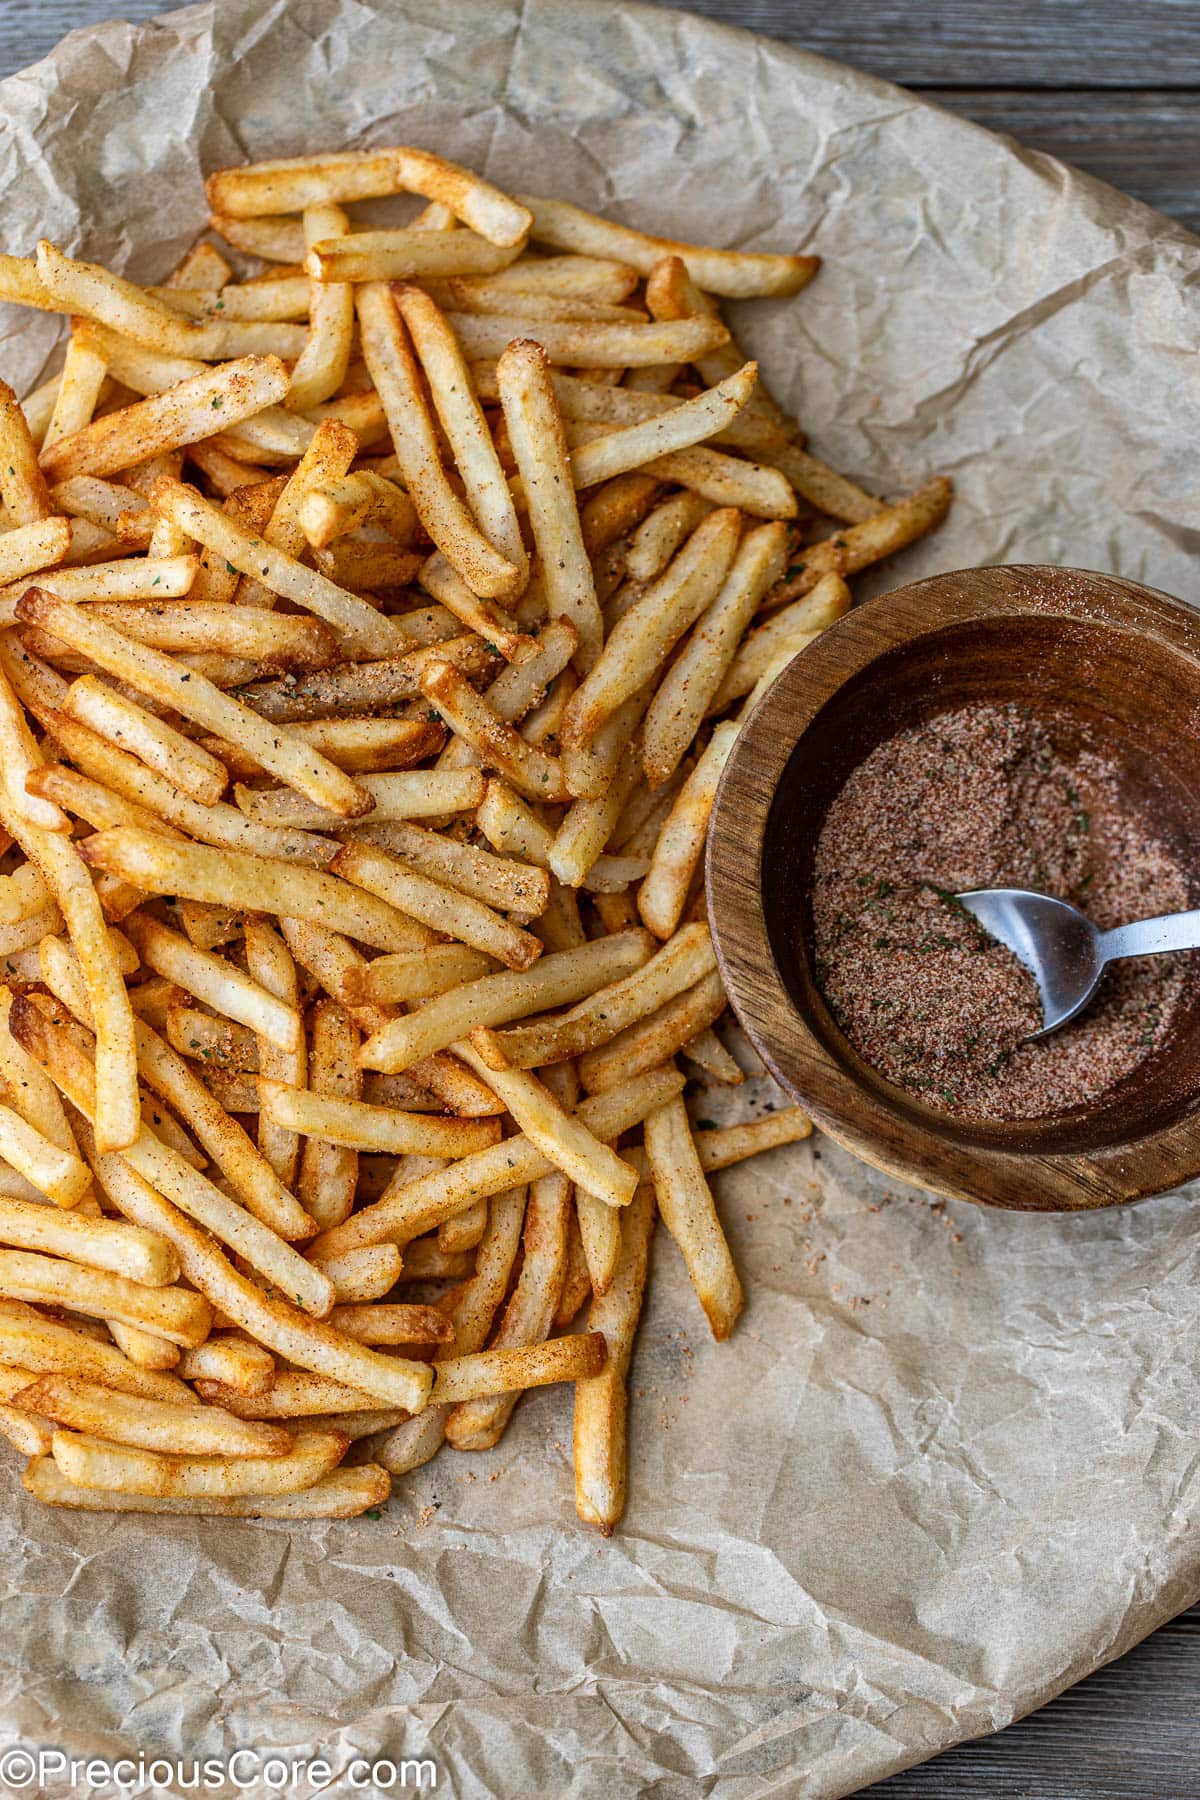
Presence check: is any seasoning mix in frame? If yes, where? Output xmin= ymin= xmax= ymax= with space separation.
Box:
xmin=810 ymin=701 xmax=1193 ymax=1119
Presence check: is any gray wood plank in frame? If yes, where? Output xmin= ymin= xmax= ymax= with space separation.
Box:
xmin=4 ymin=0 xmax=1200 ymax=88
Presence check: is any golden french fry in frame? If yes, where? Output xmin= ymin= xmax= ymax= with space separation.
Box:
xmin=127 ymin=915 xmax=303 ymax=1055
xmin=354 ymin=819 xmax=548 ymax=917
xmin=236 ymin=636 xmax=498 ymax=723
xmin=63 ymin=675 xmax=229 ymax=805
xmin=39 ymin=356 xmax=290 ymax=484
xmin=449 ymin=311 xmax=730 ymax=368
xmin=570 ymin=363 xmax=757 ymax=488
xmin=85 ymin=602 xmax=338 ymax=671
xmin=458 ymin=1037 xmax=638 ymax=1210
xmin=643 ymin=520 xmax=788 ymax=785
xmin=242 ymin=918 xmax=305 ymax=1191
xmin=480 ymin=921 xmax=715 ymax=1069
xmin=308 ymin=1243 xmax=403 ymax=1304
xmin=0 ymin=379 xmax=53 ymax=522
xmin=519 ymin=194 xmax=820 ymax=298
xmin=178 ymin=1333 xmax=276 ymax=1396
xmin=562 ymin=508 xmax=740 ymax=753
xmin=0 ymin=1246 xmax=210 ymax=1346
xmin=286 ymin=203 xmax=355 ymax=410
xmin=16 ymin=1375 xmax=293 ymax=1457
xmin=152 ymin=275 xmax=310 ymax=320
xmin=25 ymin=1454 xmax=390 ymax=1516
xmin=209 ymin=147 xmax=531 ymax=246
xmin=326 ymin=1303 xmax=453 ymax=1345
xmin=644 ymin=1094 xmax=742 ymax=1339
xmin=421 ymin=656 xmax=570 ymax=803
xmin=431 ymin=1332 xmax=604 ymax=1404
xmin=51 ymin=1424 xmax=346 ymax=1497
xmin=706 ymin=572 xmax=853 ymax=713
xmin=311 ymin=1063 xmax=685 ymax=1257
xmin=573 ymin=1182 xmax=655 ymax=1532
xmin=0 ymin=1303 xmax=192 ymax=1403
xmin=769 ymin=477 xmax=954 ymax=602
xmin=0 ymin=1192 xmax=174 ymax=1278
xmin=0 ymin=515 xmax=71 ymax=584
xmin=235 ymin=768 xmax=484 ymax=833
xmin=357 ymin=929 xmax=650 ymax=1073
xmin=259 ymin=1080 xmax=500 ymax=1159
xmin=639 ymin=723 xmax=738 ymax=939
xmin=393 ymin=285 xmax=528 ymax=585
xmin=682 ymin=1024 xmax=743 ymax=1085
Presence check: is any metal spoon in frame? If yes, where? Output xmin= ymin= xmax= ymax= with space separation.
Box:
xmin=954 ymin=888 xmax=1200 ymax=1041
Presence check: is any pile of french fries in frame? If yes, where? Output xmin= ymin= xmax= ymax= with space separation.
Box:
xmin=0 ymin=147 xmax=950 ymax=1531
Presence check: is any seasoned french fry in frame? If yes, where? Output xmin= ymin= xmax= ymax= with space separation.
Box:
xmin=295 ymin=999 xmax=360 ymax=1232
xmin=39 ymin=356 xmax=290 ymax=484
xmin=645 ymin=1094 xmax=742 ymax=1339
xmin=0 ymin=379 xmax=53 ymax=523
xmin=639 ymin=723 xmax=738 ymax=939
xmin=310 ymin=1063 xmax=685 ymax=1257
xmin=0 ymin=1302 xmax=192 ymax=1403
xmin=356 ymin=930 xmax=651 ymax=1072
xmin=573 ymin=1182 xmax=655 ymax=1531
xmin=357 ymin=283 xmax=520 ymax=600
xmin=707 ymin=572 xmax=853 ymax=712
xmin=479 ymin=922 xmax=716 ymax=1069
xmin=354 ymin=819 xmax=548 ymax=917
xmin=25 ymin=1455 xmax=390 ymax=1516
xmin=243 ymin=918 xmax=305 ymax=1191
xmin=259 ymin=1081 xmax=500 ymax=1158
xmin=127 ymin=915 xmax=303 ymax=1054
xmin=235 ymin=768 xmax=484 ymax=832
xmin=51 ymin=1424 xmax=346 ymax=1497
xmin=578 ymin=970 xmax=727 ymax=1092
xmin=766 ymin=477 xmax=954 ymax=603
xmin=431 ymin=1332 xmax=604 ymax=1404
xmin=520 ymin=194 xmax=819 ymax=298
xmin=497 ymin=337 xmax=600 ymax=664
xmin=0 ymin=515 xmax=71 ymax=584
xmin=63 ymin=675 xmax=228 ymax=806
xmin=0 ymin=1191 xmax=174 ymax=1279
xmin=178 ymin=1333 xmax=276 ymax=1396
xmin=449 ymin=311 xmax=729 ymax=369
xmin=332 ymin=838 xmax=542 ymax=972
xmin=0 ymin=1246 xmax=210 ymax=1346
xmin=16 ymin=1375 xmax=292 ymax=1457
xmin=562 ymin=509 xmax=740 ymax=752
xmin=308 ymin=1243 xmax=403 ymax=1305
xmin=420 ymin=656 xmax=571 ymax=802
xmin=287 ymin=203 xmax=355 ymax=410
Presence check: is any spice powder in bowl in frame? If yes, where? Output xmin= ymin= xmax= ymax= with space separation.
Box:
xmin=810 ymin=701 xmax=1195 ymax=1120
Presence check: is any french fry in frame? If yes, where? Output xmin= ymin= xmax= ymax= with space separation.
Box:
xmin=416 ymin=552 xmax=532 ymax=661
xmin=332 ymin=838 xmax=542 ymax=972
xmin=420 ymin=656 xmax=570 ymax=802
xmin=682 ymin=1025 xmax=743 ymax=1085
xmin=236 ymin=637 xmax=498 ymax=723
xmin=243 ymin=918 xmax=305 ymax=1191
xmin=639 ymin=723 xmax=738 ymax=939
xmin=0 ymin=379 xmax=53 ymax=523
xmin=127 ymin=915 xmax=303 ymax=1055
xmin=306 ymin=231 xmax=519 ymax=283
xmin=431 ymin=1332 xmax=604 ymax=1404
xmin=326 ymin=1303 xmax=453 ymax=1345
xmin=0 ymin=1302 xmax=192 ymax=1403
xmin=357 ymin=283 xmax=519 ymax=600
xmin=308 ymin=1243 xmax=403 ymax=1305
xmin=0 ymin=1247 xmax=210 ymax=1346
xmin=147 ymin=475 xmax=407 ymax=661
xmin=568 ymin=429 xmax=797 ymax=520
xmin=497 ymin=337 xmax=600 ymax=663
xmin=626 ymin=491 xmax=716 ymax=582
xmin=63 ymin=675 xmax=228 ymax=806
xmin=394 ymin=285 xmax=527 ymax=584
xmin=20 ymin=589 xmax=373 ymax=819
xmin=209 ymin=214 xmax=308 ymax=263
xmin=457 ymin=1037 xmax=638 ymax=1209
xmin=152 ymin=276 xmax=309 ymax=320
xmin=178 ymin=1333 xmax=276 ymax=1396
xmin=448 ymin=308 xmax=732 ymax=368
xmin=444 ymin=1170 xmax=569 ymax=1448
xmin=578 ymin=970 xmax=727 ymax=1092
xmin=763 ymin=441 xmax=883 ymax=524
xmin=25 ymin=1455 xmax=390 ymax=1517
xmin=570 ymin=363 xmax=757 ymax=488
xmin=287 ymin=203 xmax=355 ymax=410
xmin=71 ymin=1109 xmax=434 ymax=1412
xmin=86 ymin=603 xmax=338 ymax=671
xmin=0 ymin=515 xmax=71 ymax=584
xmin=548 ymin=736 xmax=641 ymax=888
xmin=644 ymin=1094 xmax=742 ymax=1339
xmin=233 ymin=416 xmax=359 ymax=606
xmin=643 ymin=521 xmax=788 ymax=785
xmin=311 ymin=1063 xmax=685 ymax=1257
xmin=39 ymin=356 xmax=290 ymax=484
xmin=478 ymin=921 xmax=716 ymax=1069
xmin=296 ymin=999 xmax=360 ymax=1232
xmin=767 ymin=477 xmax=954 ymax=602
xmin=519 ymin=194 xmax=820 ymax=298
xmin=354 ymin=819 xmax=548 ymax=916
xmin=0 ymin=1192 xmax=175 ymax=1279
xmin=43 ymin=332 xmax=110 ymax=450
xmin=16 ymin=1375 xmax=292 ymax=1457
xmin=209 ymin=147 xmax=531 ymax=247
xmin=573 ymin=1182 xmax=655 ymax=1531
xmin=707 ymin=572 xmax=853 ymax=712
xmin=260 ymin=1081 xmax=500 ymax=1159
xmin=51 ymin=1424 xmax=346 ymax=1497
xmin=457 ymin=255 xmax=639 ymax=302
xmin=235 ymin=768 xmax=484 ymax=832
xmin=562 ymin=509 xmax=740 ymax=752
xmin=357 ymin=930 xmax=651 ymax=1073
xmin=203 ymin=716 xmax=443 ymax=778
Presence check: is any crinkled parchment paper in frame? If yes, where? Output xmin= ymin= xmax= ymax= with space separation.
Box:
xmin=1 ymin=3 xmax=1199 ymax=1796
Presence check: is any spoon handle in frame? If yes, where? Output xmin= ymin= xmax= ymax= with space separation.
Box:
xmin=1098 ymin=910 xmax=1200 ymax=962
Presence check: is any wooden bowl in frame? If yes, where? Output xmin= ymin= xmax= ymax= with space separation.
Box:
xmin=707 ymin=565 xmax=1200 ymax=1211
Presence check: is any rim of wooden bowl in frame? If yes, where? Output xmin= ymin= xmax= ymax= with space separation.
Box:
xmin=707 ymin=563 xmax=1200 ymax=1211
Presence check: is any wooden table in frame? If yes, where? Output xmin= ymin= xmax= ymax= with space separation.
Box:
xmin=2 ymin=3 xmax=1198 ymax=1795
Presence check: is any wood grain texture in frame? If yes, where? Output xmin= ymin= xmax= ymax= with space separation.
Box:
xmin=2 ymin=4 xmax=1199 ymax=1797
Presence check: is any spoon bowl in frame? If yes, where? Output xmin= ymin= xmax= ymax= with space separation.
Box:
xmin=954 ymin=888 xmax=1106 ymax=1038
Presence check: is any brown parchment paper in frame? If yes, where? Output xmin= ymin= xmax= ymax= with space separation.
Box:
xmin=1 ymin=3 xmax=1200 ymax=1795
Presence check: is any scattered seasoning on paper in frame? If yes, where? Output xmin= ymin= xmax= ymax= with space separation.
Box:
xmin=811 ymin=701 xmax=1193 ymax=1119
